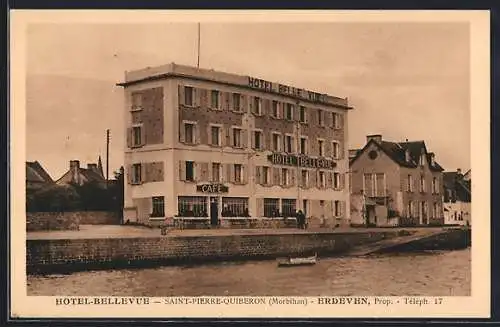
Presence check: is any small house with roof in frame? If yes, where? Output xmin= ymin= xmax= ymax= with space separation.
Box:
xmin=56 ymin=157 xmax=106 ymax=188
xmin=349 ymin=134 xmax=445 ymax=227
xmin=443 ymin=169 xmax=471 ymax=226
xmin=26 ymin=161 xmax=54 ymax=193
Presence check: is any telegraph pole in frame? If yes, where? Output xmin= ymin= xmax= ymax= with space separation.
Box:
xmin=197 ymin=22 xmax=201 ymax=68
xmin=106 ymin=129 xmax=110 ymax=188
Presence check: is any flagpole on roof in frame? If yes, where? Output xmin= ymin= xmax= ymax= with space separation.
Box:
xmin=197 ymin=22 xmax=201 ymax=68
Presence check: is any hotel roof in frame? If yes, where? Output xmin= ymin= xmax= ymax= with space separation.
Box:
xmin=117 ymin=63 xmax=352 ymax=110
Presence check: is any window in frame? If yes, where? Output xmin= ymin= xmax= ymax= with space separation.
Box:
xmin=363 ymin=173 xmax=373 ymax=196
xmin=253 ymin=131 xmax=262 ymax=150
xmin=332 ymin=112 xmax=341 ymax=129
xmin=185 ymin=161 xmax=194 ymax=182
xmin=272 ymin=101 xmax=280 ymax=118
xmin=184 ymin=86 xmax=193 ymax=106
xmin=281 ymin=168 xmax=289 ymax=186
xmin=319 ymin=171 xmax=326 ymax=188
xmin=376 ymin=173 xmax=385 ymax=196
xmin=151 ymin=196 xmax=165 ymax=217
xmin=232 ymin=128 xmax=242 ymax=148
xmin=211 ymin=126 xmax=221 ymax=146
xmin=184 ymin=123 xmax=195 ymax=144
xmin=334 ymin=200 xmax=342 ymax=217
xmin=407 ymin=201 xmax=414 ymax=218
xmin=262 ymin=166 xmax=270 ymax=185
xmin=285 ymin=135 xmax=294 ymax=153
xmin=253 ymin=97 xmax=262 ymax=115
xmin=433 ymin=202 xmax=440 ymax=219
xmin=332 ymin=142 xmax=340 ymax=159
xmin=281 ymin=199 xmax=296 ymax=217
xmin=131 ymin=163 xmax=142 ymax=184
xmin=407 ymin=175 xmax=414 ymax=192
xmin=264 ymin=198 xmax=280 ymax=217
xmin=420 ymin=175 xmax=426 ymax=193
xmin=212 ymin=163 xmax=220 ymax=182
xmin=301 ymin=170 xmax=308 ymax=187
xmin=420 ymin=201 xmax=428 ymax=221
xmin=318 ymin=139 xmax=324 ymax=157
xmin=222 ymin=197 xmax=249 ymax=217
xmin=285 ymin=104 xmax=294 ymax=120
xmin=132 ymin=126 xmax=142 ymax=147
xmin=178 ymin=196 xmax=207 ymax=217
xmin=232 ymin=93 xmax=240 ymax=111
xmin=419 ymin=154 xmax=426 ymax=166
xmin=318 ymin=109 xmax=323 ymax=126
xmin=299 ymin=106 xmax=307 ymax=123
xmin=333 ymin=172 xmax=340 ymax=189
xmin=131 ymin=93 xmax=142 ymax=110
xmin=211 ymin=90 xmax=219 ymax=109
xmin=234 ymin=164 xmax=243 ymax=183
xmin=272 ymin=133 xmax=281 ymax=152
xmin=432 ymin=177 xmax=439 ymax=194
xmin=300 ymin=137 xmax=307 ymax=155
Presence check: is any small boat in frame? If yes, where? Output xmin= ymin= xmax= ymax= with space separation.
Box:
xmin=277 ymin=253 xmax=317 ymax=267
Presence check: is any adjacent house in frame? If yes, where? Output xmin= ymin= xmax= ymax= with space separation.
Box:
xmin=56 ymin=157 xmax=106 ymax=187
xmin=26 ymin=161 xmax=54 ymax=193
xmin=443 ymin=169 xmax=471 ymax=226
xmin=349 ymin=134 xmax=445 ymax=227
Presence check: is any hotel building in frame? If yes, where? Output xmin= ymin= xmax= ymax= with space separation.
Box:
xmin=118 ymin=63 xmax=353 ymax=227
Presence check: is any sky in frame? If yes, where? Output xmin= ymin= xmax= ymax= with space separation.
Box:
xmin=25 ymin=22 xmax=470 ymax=180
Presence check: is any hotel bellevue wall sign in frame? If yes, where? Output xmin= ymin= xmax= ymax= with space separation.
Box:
xmin=267 ymin=153 xmax=337 ymax=170
xmin=248 ymin=77 xmax=328 ymax=104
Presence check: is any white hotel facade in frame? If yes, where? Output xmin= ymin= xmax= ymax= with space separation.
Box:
xmin=118 ymin=63 xmax=353 ymax=227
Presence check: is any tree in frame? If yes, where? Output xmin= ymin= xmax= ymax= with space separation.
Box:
xmin=71 ymin=181 xmax=111 ymax=211
xmin=27 ymin=184 xmax=81 ymax=212
xmin=110 ymin=166 xmax=124 ymax=222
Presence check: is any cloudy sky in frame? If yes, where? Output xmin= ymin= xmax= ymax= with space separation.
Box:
xmin=25 ymin=21 xmax=470 ymax=180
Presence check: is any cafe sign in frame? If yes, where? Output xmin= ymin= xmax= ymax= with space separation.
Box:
xmin=248 ymin=77 xmax=328 ymax=104
xmin=267 ymin=153 xmax=337 ymax=170
xmin=196 ymin=183 xmax=229 ymax=194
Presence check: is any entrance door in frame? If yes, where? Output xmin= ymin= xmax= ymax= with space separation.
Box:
xmin=303 ymin=199 xmax=308 ymax=216
xmin=210 ymin=197 xmax=219 ymax=226
xmin=366 ymin=205 xmax=376 ymax=226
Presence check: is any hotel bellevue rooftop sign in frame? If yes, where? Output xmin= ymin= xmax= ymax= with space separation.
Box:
xmin=267 ymin=153 xmax=337 ymax=170
xmin=248 ymin=77 xmax=329 ymax=104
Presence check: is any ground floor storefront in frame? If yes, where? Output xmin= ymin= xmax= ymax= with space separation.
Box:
xmin=125 ymin=191 xmax=349 ymax=229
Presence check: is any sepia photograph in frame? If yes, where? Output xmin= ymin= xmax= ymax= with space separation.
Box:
xmin=10 ymin=10 xmax=490 ymax=318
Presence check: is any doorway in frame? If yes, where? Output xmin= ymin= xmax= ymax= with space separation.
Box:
xmin=302 ymin=199 xmax=308 ymax=216
xmin=366 ymin=205 xmax=377 ymax=226
xmin=210 ymin=197 xmax=219 ymax=227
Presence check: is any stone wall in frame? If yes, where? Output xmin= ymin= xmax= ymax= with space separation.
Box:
xmin=27 ymin=230 xmax=402 ymax=274
xmin=26 ymin=212 xmax=80 ymax=232
xmin=27 ymin=211 xmax=120 ymax=231
xmin=78 ymin=211 xmax=121 ymax=225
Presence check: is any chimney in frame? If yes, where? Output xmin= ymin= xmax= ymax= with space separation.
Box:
xmin=429 ymin=153 xmax=435 ymax=166
xmin=88 ymin=163 xmax=98 ymax=173
xmin=457 ymin=168 xmax=462 ymax=175
xmin=70 ymin=160 xmax=80 ymax=170
xmin=366 ymin=134 xmax=382 ymax=144
xmin=69 ymin=160 xmax=80 ymax=184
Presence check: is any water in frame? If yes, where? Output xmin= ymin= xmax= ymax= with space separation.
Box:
xmin=27 ymin=248 xmax=470 ymax=297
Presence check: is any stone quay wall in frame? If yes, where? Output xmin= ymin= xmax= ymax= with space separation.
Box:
xmin=27 ymin=211 xmax=120 ymax=232
xmin=27 ymin=230 xmax=401 ymax=274
xmin=26 ymin=228 xmax=470 ymax=274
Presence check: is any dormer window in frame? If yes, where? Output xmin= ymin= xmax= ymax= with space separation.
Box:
xmin=419 ymin=154 xmax=426 ymax=166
